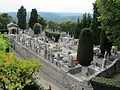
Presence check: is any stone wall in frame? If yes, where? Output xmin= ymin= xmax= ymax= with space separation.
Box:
xmin=97 ymin=59 xmax=120 ymax=78
xmin=9 ymin=38 xmax=92 ymax=90
xmin=9 ymin=37 xmax=120 ymax=90
xmin=88 ymin=58 xmax=120 ymax=80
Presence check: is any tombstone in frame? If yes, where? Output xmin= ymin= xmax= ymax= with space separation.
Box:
xmin=49 ymin=49 xmax=53 ymax=61
xmin=69 ymin=55 xmax=74 ymax=68
xmin=44 ymin=45 xmax=47 ymax=59
xmin=102 ymin=58 xmax=107 ymax=68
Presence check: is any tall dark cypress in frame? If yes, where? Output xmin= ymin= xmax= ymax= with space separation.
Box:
xmin=17 ymin=6 xmax=26 ymax=31
xmin=77 ymin=28 xmax=93 ymax=66
xmin=90 ymin=3 xmax=101 ymax=45
xmin=29 ymin=9 xmax=38 ymax=29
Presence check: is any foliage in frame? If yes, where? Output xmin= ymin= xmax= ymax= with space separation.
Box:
xmin=74 ymin=13 xmax=92 ymax=38
xmin=90 ymin=2 xmax=101 ymax=45
xmin=29 ymin=9 xmax=47 ymax=30
xmin=77 ymin=28 xmax=93 ymax=66
xmin=74 ymin=21 xmax=83 ymax=38
xmin=33 ymin=23 xmax=42 ymax=35
xmin=37 ymin=15 xmax=47 ymax=30
xmin=23 ymin=82 xmax=44 ymax=90
xmin=17 ymin=6 xmax=27 ymax=30
xmin=59 ymin=21 xmax=76 ymax=37
xmin=0 ymin=34 xmax=9 ymax=52
xmin=0 ymin=34 xmax=8 ymax=41
xmin=46 ymin=13 xmax=92 ymax=39
xmin=47 ymin=20 xmax=58 ymax=31
xmin=100 ymin=30 xmax=107 ymax=58
xmin=96 ymin=0 xmax=120 ymax=49
xmin=29 ymin=9 xmax=38 ymax=29
xmin=0 ymin=52 xmax=41 ymax=90
xmin=8 ymin=12 xmax=82 ymax=23
xmin=90 ymin=77 xmax=120 ymax=90
xmin=0 ymin=13 xmax=13 ymax=29
xmin=81 ymin=13 xmax=92 ymax=28
xmin=45 ymin=30 xmax=60 ymax=42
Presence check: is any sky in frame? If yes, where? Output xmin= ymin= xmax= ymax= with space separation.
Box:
xmin=0 ymin=0 xmax=96 ymax=13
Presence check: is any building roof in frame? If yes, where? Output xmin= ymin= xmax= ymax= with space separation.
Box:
xmin=7 ymin=22 xmax=18 ymax=27
xmin=0 ymin=29 xmax=8 ymax=32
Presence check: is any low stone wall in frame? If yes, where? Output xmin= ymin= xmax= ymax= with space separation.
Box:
xmin=9 ymin=37 xmax=120 ymax=90
xmin=88 ymin=58 xmax=120 ymax=80
xmin=9 ymin=38 xmax=92 ymax=90
xmin=97 ymin=59 xmax=120 ymax=78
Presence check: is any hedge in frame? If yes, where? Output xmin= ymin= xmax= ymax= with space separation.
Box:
xmin=45 ymin=30 xmax=60 ymax=42
xmin=23 ymin=83 xmax=44 ymax=90
xmin=90 ymin=77 xmax=120 ymax=90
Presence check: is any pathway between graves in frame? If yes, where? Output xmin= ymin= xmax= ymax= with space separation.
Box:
xmin=15 ymin=51 xmax=68 ymax=90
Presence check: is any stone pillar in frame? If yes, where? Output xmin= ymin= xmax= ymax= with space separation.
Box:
xmin=102 ymin=58 xmax=107 ymax=69
xmin=69 ymin=55 xmax=74 ymax=68
xmin=50 ymin=49 xmax=52 ymax=61
xmin=44 ymin=44 xmax=47 ymax=59
xmin=28 ymin=39 xmax=30 ymax=49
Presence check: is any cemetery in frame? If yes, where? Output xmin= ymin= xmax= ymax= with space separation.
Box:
xmin=8 ymin=26 xmax=120 ymax=90
xmin=0 ymin=1 xmax=120 ymax=89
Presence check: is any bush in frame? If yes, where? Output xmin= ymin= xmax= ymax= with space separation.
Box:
xmin=77 ymin=28 xmax=93 ymax=66
xmin=0 ymin=34 xmax=9 ymax=52
xmin=0 ymin=52 xmax=41 ymax=90
xmin=33 ymin=23 xmax=42 ymax=35
xmin=23 ymin=83 xmax=44 ymax=90
xmin=90 ymin=77 xmax=120 ymax=90
xmin=45 ymin=30 xmax=60 ymax=42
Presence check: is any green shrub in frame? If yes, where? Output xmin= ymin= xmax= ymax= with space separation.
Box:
xmin=90 ymin=77 xmax=120 ymax=90
xmin=0 ymin=52 xmax=41 ymax=90
xmin=77 ymin=28 xmax=93 ymax=66
xmin=23 ymin=83 xmax=44 ymax=90
xmin=0 ymin=34 xmax=9 ymax=52
xmin=33 ymin=23 xmax=42 ymax=35
xmin=45 ymin=30 xmax=60 ymax=42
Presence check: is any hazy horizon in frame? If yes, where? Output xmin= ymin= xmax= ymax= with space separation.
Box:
xmin=0 ymin=0 xmax=95 ymax=13
xmin=0 ymin=11 xmax=84 ymax=14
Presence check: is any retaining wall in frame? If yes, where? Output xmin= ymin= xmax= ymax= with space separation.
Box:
xmin=9 ymin=38 xmax=92 ymax=90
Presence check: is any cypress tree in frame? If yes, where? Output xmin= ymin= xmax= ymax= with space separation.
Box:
xmin=91 ymin=3 xmax=101 ymax=45
xmin=100 ymin=30 xmax=106 ymax=58
xmin=17 ymin=6 xmax=27 ymax=31
xmin=29 ymin=9 xmax=38 ymax=29
xmin=77 ymin=28 xmax=93 ymax=66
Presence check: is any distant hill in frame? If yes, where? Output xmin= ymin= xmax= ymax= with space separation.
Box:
xmin=7 ymin=12 xmax=83 ymax=22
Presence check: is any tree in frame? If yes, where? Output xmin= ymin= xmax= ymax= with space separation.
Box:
xmin=0 ymin=13 xmax=13 ymax=29
xmin=74 ymin=22 xmax=83 ymax=38
xmin=33 ymin=23 xmax=42 ymax=35
xmin=81 ymin=13 xmax=92 ymax=28
xmin=74 ymin=13 xmax=92 ymax=39
xmin=96 ymin=0 xmax=120 ymax=49
xmin=0 ymin=34 xmax=10 ymax=52
xmin=29 ymin=9 xmax=38 ymax=29
xmin=45 ymin=30 xmax=60 ymax=42
xmin=59 ymin=21 xmax=76 ymax=37
xmin=47 ymin=20 xmax=58 ymax=31
xmin=87 ymin=13 xmax=92 ymax=27
xmin=37 ymin=15 xmax=47 ymax=30
xmin=0 ymin=34 xmax=43 ymax=90
xmin=17 ymin=6 xmax=27 ymax=31
xmin=0 ymin=52 xmax=41 ymax=90
xmin=77 ymin=28 xmax=93 ymax=66
xmin=91 ymin=3 xmax=101 ymax=45
xmin=100 ymin=29 xmax=107 ymax=58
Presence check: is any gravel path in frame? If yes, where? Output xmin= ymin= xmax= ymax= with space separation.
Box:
xmin=15 ymin=51 xmax=68 ymax=90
